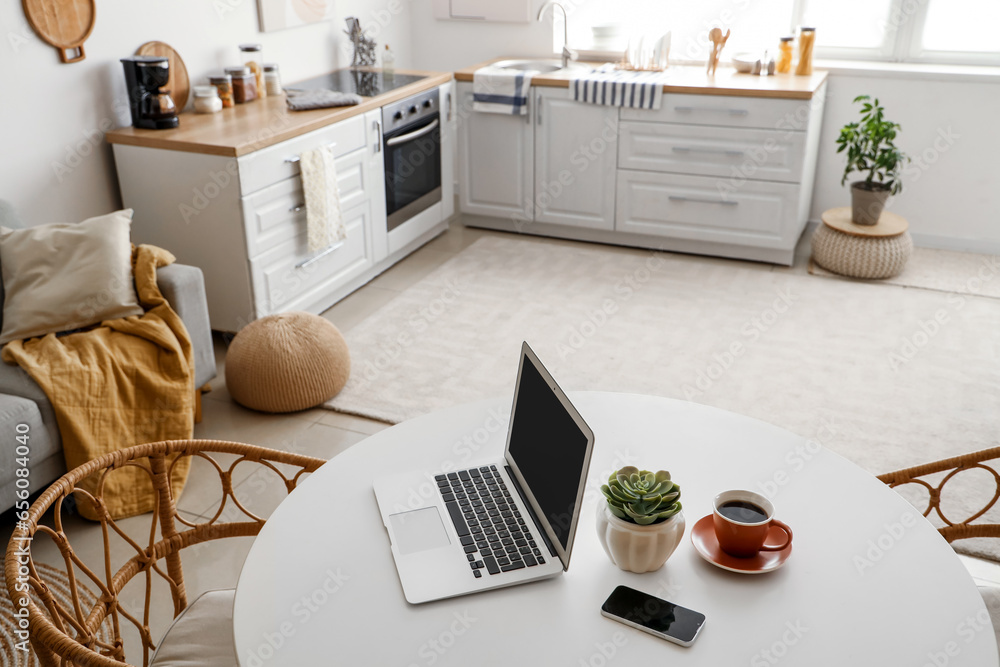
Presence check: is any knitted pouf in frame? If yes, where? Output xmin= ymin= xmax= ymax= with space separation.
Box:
xmin=226 ymin=311 xmax=350 ymax=413
xmin=812 ymin=224 xmax=913 ymax=279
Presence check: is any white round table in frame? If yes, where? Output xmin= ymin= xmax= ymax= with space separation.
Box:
xmin=233 ymin=393 xmax=997 ymax=665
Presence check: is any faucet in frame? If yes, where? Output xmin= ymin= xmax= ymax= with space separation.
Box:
xmin=537 ymin=1 xmax=578 ymax=69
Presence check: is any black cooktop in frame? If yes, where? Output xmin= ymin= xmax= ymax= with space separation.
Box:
xmin=286 ymin=69 xmax=427 ymax=98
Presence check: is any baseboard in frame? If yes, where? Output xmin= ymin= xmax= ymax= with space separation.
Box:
xmin=806 ymin=219 xmax=1000 ymax=256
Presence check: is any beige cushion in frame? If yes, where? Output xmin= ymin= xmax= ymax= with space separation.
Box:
xmin=0 ymin=209 xmax=143 ymax=345
xmin=151 ymin=589 xmax=237 ymax=667
xmin=226 ymin=311 xmax=351 ymax=413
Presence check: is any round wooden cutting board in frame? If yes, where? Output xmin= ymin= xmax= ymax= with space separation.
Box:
xmin=136 ymin=41 xmax=191 ymax=112
xmin=23 ymin=0 xmax=96 ymax=63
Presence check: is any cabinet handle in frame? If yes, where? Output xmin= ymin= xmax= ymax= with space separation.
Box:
xmin=446 ymin=92 xmax=452 ymax=122
xmin=673 ymin=105 xmax=749 ymax=116
xmin=537 ymin=93 xmax=542 ymax=125
xmin=374 ymin=119 xmax=382 ymax=153
xmin=672 ymin=146 xmax=745 ymax=157
xmin=295 ymin=241 xmax=345 ymax=269
xmin=668 ymin=195 xmax=738 ymax=206
xmin=289 ymin=203 xmax=305 ymax=213
xmin=285 ymin=141 xmax=337 ymax=165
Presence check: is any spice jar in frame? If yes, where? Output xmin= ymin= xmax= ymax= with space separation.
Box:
xmin=193 ymin=85 xmax=223 ymax=114
xmin=239 ymin=43 xmax=266 ymax=98
xmin=796 ymin=27 xmax=815 ymax=76
xmin=225 ymin=66 xmax=258 ymax=104
xmin=777 ymin=36 xmax=793 ymax=73
xmin=263 ymin=63 xmax=282 ymax=96
xmin=209 ymin=74 xmax=234 ymax=108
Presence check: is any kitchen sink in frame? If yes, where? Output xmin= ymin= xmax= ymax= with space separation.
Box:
xmin=494 ymin=59 xmax=567 ymax=73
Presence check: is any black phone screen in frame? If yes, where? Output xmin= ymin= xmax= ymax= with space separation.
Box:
xmin=602 ymin=586 xmax=706 ymax=643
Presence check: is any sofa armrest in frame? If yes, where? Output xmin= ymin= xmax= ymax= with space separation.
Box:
xmin=157 ymin=263 xmax=217 ymax=389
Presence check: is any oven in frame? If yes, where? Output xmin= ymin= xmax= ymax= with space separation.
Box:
xmin=382 ymin=88 xmax=443 ymax=232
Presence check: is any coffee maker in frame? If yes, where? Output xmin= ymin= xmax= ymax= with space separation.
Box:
xmin=121 ymin=56 xmax=179 ymax=130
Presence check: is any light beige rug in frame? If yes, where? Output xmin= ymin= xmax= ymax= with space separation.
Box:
xmin=326 ymin=236 xmax=1000 ymax=559
xmin=808 ymin=246 xmax=1000 ymax=299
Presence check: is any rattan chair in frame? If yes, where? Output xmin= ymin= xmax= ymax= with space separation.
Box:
xmin=879 ymin=446 xmax=1000 ymax=655
xmin=4 ymin=439 xmax=325 ymax=667
xmin=877 ymin=446 xmax=1000 ymax=543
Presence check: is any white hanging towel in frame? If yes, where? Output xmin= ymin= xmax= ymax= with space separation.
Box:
xmin=298 ymin=144 xmax=346 ymax=252
xmin=572 ymin=67 xmax=666 ymax=110
xmin=473 ymin=65 xmax=536 ymax=115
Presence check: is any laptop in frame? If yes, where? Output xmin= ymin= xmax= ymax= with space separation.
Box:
xmin=373 ymin=342 xmax=596 ymax=604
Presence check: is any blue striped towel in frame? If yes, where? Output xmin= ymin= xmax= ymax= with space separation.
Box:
xmin=572 ymin=68 xmax=666 ymax=110
xmin=473 ymin=66 xmax=536 ymax=115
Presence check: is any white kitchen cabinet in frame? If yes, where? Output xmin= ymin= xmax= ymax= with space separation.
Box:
xmin=114 ymin=108 xmax=390 ymax=332
xmin=533 ymin=87 xmax=617 ymax=231
xmin=457 ymin=81 xmax=533 ymax=222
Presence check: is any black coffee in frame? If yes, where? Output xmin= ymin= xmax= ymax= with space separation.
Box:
xmin=718 ymin=500 xmax=768 ymax=524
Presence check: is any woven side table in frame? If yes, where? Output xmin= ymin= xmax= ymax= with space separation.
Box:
xmin=812 ymin=207 xmax=912 ymax=279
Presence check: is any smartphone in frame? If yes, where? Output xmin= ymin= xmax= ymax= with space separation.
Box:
xmin=600 ymin=585 xmax=706 ymax=647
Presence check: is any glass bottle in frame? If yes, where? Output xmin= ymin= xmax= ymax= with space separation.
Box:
xmin=209 ymin=74 xmax=234 ymax=108
xmin=383 ymin=44 xmax=395 ymax=77
xmin=777 ymin=36 xmax=793 ymax=73
xmin=263 ymin=64 xmax=282 ymax=97
xmin=239 ymin=43 xmax=266 ymax=98
xmin=796 ymin=27 xmax=815 ymax=76
xmin=193 ymin=85 xmax=223 ymax=114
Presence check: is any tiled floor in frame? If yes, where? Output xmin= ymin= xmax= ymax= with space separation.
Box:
xmin=3 ymin=219 xmax=1000 ymax=659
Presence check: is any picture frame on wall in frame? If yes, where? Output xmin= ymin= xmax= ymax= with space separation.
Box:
xmin=257 ymin=0 xmax=333 ymax=32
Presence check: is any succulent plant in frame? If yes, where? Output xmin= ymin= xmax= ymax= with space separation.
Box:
xmin=601 ymin=466 xmax=681 ymax=526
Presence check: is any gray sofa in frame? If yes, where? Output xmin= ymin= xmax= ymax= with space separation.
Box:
xmin=0 ymin=201 xmax=217 ymax=513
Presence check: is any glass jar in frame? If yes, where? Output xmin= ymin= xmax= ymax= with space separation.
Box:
xmin=796 ymin=27 xmax=815 ymax=76
xmin=209 ymin=74 xmax=234 ymax=108
xmin=193 ymin=85 xmax=223 ymax=114
xmin=225 ymin=66 xmax=258 ymax=104
xmin=263 ymin=63 xmax=282 ymax=97
xmin=777 ymin=36 xmax=793 ymax=73
xmin=239 ymin=43 xmax=266 ymax=98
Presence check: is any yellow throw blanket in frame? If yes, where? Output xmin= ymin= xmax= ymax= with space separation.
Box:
xmin=2 ymin=245 xmax=194 ymax=521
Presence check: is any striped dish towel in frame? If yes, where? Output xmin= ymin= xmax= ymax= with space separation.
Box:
xmin=572 ymin=69 xmax=666 ymax=110
xmin=473 ymin=66 xmax=535 ymax=115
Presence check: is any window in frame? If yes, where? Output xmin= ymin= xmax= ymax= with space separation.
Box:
xmin=558 ymin=0 xmax=1000 ymax=66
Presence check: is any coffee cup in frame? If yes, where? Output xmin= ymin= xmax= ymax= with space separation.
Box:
xmin=712 ymin=490 xmax=792 ymax=558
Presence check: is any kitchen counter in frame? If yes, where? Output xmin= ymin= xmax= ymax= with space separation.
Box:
xmin=454 ymin=58 xmax=827 ymax=100
xmin=106 ymin=68 xmax=453 ymax=157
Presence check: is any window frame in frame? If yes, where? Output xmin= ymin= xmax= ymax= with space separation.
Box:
xmin=794 ymin=0 xmax=1000 ymax=66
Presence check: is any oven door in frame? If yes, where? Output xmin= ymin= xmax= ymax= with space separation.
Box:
xmin=384 ymin=113 xmax=442 ymax=231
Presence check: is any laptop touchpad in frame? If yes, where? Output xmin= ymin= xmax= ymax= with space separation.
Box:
xmin=389 ymin=507 xmax=451 ymax=555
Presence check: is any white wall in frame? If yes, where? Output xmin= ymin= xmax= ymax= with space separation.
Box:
xmin=409 ymin=9 xmax=1000 ymax=254
xmin=4 ymin=0 xmax=998 ymax=253
xmin=0 ymin=0 xmax=412 ymax=225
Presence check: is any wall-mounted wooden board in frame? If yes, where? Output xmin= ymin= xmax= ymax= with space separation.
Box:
xmin=23 ymin=0 xmax=96 ymax=63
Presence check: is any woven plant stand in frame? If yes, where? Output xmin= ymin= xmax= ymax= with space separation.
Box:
xmin=226 ymin=311 xmax=351 ymax=413
xmin=812 ymin=207 xmax=912 ymax=280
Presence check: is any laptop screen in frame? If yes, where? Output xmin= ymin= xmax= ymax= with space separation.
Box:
xmin=506 ymin=348 xmax=592 ymax=554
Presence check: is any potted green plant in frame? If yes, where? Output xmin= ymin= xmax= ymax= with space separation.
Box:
xmin=836 ymin=95 xmax=909 ymax=225
xmin=596 ymin=466 xmax=684 ymax=573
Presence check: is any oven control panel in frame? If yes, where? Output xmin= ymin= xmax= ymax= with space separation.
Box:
xmin=382 ymin=88 xmax=439 ymax=131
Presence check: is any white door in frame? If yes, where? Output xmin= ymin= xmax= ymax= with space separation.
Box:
xmin=533 ymin=87 xmax=618 ymax=231
xmin=457 ymin=82 xmax=534 ymax=222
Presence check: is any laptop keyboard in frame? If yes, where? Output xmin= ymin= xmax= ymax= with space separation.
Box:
xmin=437 ymin=465 xmax=547 ymax=578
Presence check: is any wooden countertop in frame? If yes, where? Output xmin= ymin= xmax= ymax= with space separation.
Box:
xmin=454 ymin=58 xmax=828 ymax=100
xmin=105 ymin=68 xmax=453 ymax=157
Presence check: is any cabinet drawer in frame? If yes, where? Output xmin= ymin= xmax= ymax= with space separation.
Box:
xmin=616 ymin=171 xmax=799 ymax=247
xmin=250 ymin=201 xmax=373 ymax=317
xmin=242 ymin=146 xmax=372 ymax=259
xmin=618 ymin=122 xmax=806 ymax=183
xmin=620 ymin=93 xmax=806 ymax=131
xmin=238 ymin=114 xmax=367 ymax=195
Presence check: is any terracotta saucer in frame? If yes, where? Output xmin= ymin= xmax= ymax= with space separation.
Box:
xmin=690 ymin=514 xmax=792 ymax=574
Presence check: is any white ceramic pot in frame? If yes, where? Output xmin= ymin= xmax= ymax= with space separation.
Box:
xmin=595 ymin=503 xmax=686 ymax=573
